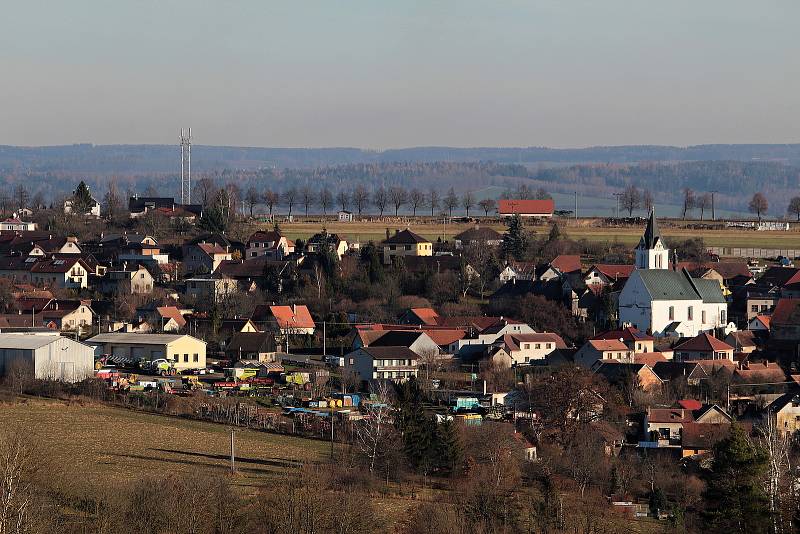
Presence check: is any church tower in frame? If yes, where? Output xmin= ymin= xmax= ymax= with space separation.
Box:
xmin=635 ymin=209 xmax=669 ymax=269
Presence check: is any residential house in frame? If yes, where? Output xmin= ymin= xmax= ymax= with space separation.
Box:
xmin=39 ymin=300 xmax=95 ymax=334
xmin=584 ymin=264 xmax=635 ymax=288
xmin=381 ymin=229 xmax=432 ymax=265
xmin=453 ymin=226 xmax=503 ymax=249
xmin=724 ymin=330 xmax=758 ymax=353
xmin=128 ymin=196 xmax=203 ymax=219
xmin=768 ymin=393 xmax=800 ymax=436
xmin=748 ymin=314 xmax=771 ymax=332
xmin=673 ymin=333 xmax=734 ymax=362
xmin=245 ymin=230 xmax=294 ymax=260
xmin=500 ymin=332 xmax=567 ymax=365
xmin=770 ymin=298 xmax=800 ymax=342
xmin=574 ymin=339 xmax=634 ymax=368
xmin=306 ymin=231 xmax=348 ymax=259
xmin=64 ymin=196 xmax=101 ymax=217
xmin=497 ymin=199 xmax=554 ymax=218
xmin=338 ymin=210 xmax=353 ymax=222
xmin=592 ymin=327 xmax=654 ymax=353
xmin=364 ymin=330 xmax=441 ymax=358
xmin=398 ymin=307 xmax=440 ymax=326
xmin=269 ymin=304 xmax=316 ymax=338
xmin=183 ymin=242 xmax=232 ymax=274
xmin=30 ymin=257 xmax=89 ymax=289
xmin=101 ymin=264 xmax=154 ymax=295
xmin=733 ymin=361 xmax=786 ymax=385
xmin=225 ymin=331 xmax=277 ymax=362
xmin=344 ymin=346 xmax=419 ymax=383
xmin=593 ymin=362 xmax=662 ymax=392
xmin=184 ymin=274 xmax=240 ymax=303
xmin=1 ymin=217 xmax=36 ymax=232
xmin=498 ymin=261 xmax=538 ymax=283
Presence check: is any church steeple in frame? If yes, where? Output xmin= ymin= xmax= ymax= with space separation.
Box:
xmin=635 ymin=208 xmax=669 ymax=269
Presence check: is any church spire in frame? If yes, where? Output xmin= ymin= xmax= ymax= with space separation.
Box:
xmin=638 ymin=208 xmax=661 ymax=249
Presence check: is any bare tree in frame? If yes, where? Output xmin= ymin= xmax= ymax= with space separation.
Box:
xmin=479 ymin=198 xmax=497 ymax=216
xmin=31 ymin=191 xmax=45 ymax=211
xmin=354 ymin=381 xmax=394 ymax=473
xmin=757 ymin=417 xmax=792 ymax=534
xmin=13 ymin=185 xmax=29 ymax=211
xmin=428 ymin=188 xmax=440 ymax=217
xmin=620 ymin=185 xmax=641 ymax=217
xmin=352 ymin=185 xmax=369 ymax=216
xmin=263 ymin=189 xmax=279 ymax=216
xmin=462 ymin=191 xmax=475 ymax=217
xmin=749 ymin=192 xmax=768 ymax=222
xmin=388 ymin=186 xmax=407 ymax=216
xmin=443 ymin=188 xmax=459 ymax=217
xmin=373 ymin=187 xmax=388 ymax=217
xmin=788 ymin=196 xmax=800 ymax=221
xmin=336 ymin=190 xmax=350 ymax=212
xmin=195 ymin=177 xmax=217 ymax=207
xmin=682 ymin=188 xmax=695 ymax=220
xmin=319 ymin=188 xmax=333 ymax=216
xmin=244 ymin=186 xmax=260 ymax=218
xmin=225 ymin=183 xmax=242 ymax=218
xmin=283 ymin=187 xmax=298 ymax=218
xmin=408 ymin=189 xmax=425 ymax=217
xmin=696 ymin=192 xmax=712 ymax=220
xmin=103 ymin=180 xmax=124 ymax=223
xmin=642 ymin=189 xmax=654 ymax=213
xmin=0 ymin=428 xmax=36 ymax=534
xmin=300 ymin=185 xmax=314 ymax=217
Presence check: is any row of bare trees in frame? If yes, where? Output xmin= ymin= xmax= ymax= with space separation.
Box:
xmin=232 ymin=183 xmax=499 ymax=219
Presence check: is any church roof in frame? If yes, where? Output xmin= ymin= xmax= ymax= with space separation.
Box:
xmin=691 ymin=278 xmax=727 ymax=304
xmin=636 ymin=269 xmax=701 ymax=301
xmin=637 ymin=209 xmax=662 ymax=249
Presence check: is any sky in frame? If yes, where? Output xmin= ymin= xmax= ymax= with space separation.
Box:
xmin=1 ymin=0 xmax=798 ymax=148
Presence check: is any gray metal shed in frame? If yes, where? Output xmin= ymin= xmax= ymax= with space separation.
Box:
xmin=0 ymin=333 xmax=95 ymax=382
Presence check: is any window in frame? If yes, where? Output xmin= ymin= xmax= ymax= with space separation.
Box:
xmin=668 ymin=306 xmax=674 ymax=321
xmin=172 ymin=354 xmax=178 ymax=361
xmin=524 ymin=344 xmax=530 ymax=349
xmin=761 ymin=304 xmax=769 ymax=311
xmin=546 ymin=343 xmax=551 ymax=349
xmin=721 ymin=310 xmax=727 ymax=323
xmin=404 ymin=245 xmax=411 ymax=251
xmin=535 ymin=343 xmax=541 ymax=349
xmin=184 ymin=354 xmax=189 ymax=362
xmin=193 ymin=354 xmax=199 ymax=362
xmin=751 ymin=305 xmax=759 ymax=312
xmin=140 ymin=273 xmax=145 ymax=279
xmin=701 ymin=311 xmax=706 ymax=323
xmin=687 ymin=306 xmax=693 ymax=320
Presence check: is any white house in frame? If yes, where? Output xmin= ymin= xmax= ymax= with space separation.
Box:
xmin=338 ymin=210 xmax=354 ymax=222
xmin=619 ymin=211 xmax=727 ymax=337
xmin=0 ymin=216 xmax=36 ymax=232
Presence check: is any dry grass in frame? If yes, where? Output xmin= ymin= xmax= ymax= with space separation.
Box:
xmin=272 ymin=218 xmax=800 ymax=250
xmin=0 ymin=399 xmax=329 ymax=494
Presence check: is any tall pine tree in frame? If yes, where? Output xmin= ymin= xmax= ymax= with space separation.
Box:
xmin=702 ymin=424 xmax=770 ymax=533
xmin=501 ymin=214 xmax=527 ymax=260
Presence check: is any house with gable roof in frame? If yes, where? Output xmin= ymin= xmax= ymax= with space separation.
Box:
xmin=381 ymin=228 xmax=432 ymax=265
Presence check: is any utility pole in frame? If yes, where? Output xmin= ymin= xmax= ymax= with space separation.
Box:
xmin=330 ymin=412 xmax=335 ymax=459
xmin=230 ymin=429 xmax=236 ymax=473
xmin=574 ymin=190 xmax=578 ymax=220
xmin=710 ymin=190 xmax=718 ymax=220
xmin=323 ymin=321 xmax=326 ymax=358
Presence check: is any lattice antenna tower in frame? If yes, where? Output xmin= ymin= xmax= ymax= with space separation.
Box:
xmin=180 ymin=127 xmax=192 ymax=204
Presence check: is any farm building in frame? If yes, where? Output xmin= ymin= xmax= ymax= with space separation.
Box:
xmin=0 ymin=333 xmax=94 ymax=382
xmin=86 ymin=333 xmax=206 ymax=371
xmin=497 ymin=199 xmax=554 ymax=218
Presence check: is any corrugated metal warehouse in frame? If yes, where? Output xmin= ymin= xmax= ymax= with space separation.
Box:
xmin=0 ymin=333 xmax=95 ymax=382
xmin=86 ymin=333 xmax=206 ymax=370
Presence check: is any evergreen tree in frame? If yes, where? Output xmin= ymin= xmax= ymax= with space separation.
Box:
xmin=396 ymin=380 xmax=436 ymax=474
xmin=434 ymin=419 xmax=463 ymax=476
xmin=501 ymin=215 xmax=527 ymax=260
xmin=71 ymin=181 xmax=95 ymax=214
xmin=702 ymin=424 xmax=770 ymax=533
xmin=547 ymin=223 xmax=562 ymax=242
xmin=648 ymin=487 xmax=667 ymax=518
xmin=198 ymin=205 xmax=228 ymax=233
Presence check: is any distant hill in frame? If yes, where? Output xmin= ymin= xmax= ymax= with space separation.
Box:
xmin=3 ymin=143 xmax=800 ymax=173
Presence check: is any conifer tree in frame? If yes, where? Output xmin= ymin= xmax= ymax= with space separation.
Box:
xmin=501 ymin=214 xmax=527 ymax=260
xmin=434 ymin=419 xmax=463 ymax=476
xmin=702 ymin=424 xmax=770 ymax=533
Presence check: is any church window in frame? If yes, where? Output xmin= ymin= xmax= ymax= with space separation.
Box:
xmin=668 ymin=306 xmax=674 ymax=321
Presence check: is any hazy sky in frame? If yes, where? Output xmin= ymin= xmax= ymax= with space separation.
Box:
xmin=1 ymin=1 xmax=798 ymax=148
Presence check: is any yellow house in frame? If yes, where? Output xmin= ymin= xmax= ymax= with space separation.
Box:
xmin=86 ymin=333 xmax=207 ymax=371
xmin=381 ymin=229 xmax=433 ymax=265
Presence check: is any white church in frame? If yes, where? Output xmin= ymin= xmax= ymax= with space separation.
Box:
xmin=618 ymin=210 xmax=727 ymax=337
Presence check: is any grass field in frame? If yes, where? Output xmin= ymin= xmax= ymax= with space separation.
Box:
xmin=273 ymin=218 xmax=800 ymax=250
xmin=0 ymin=399 xmax=328 ymax=494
